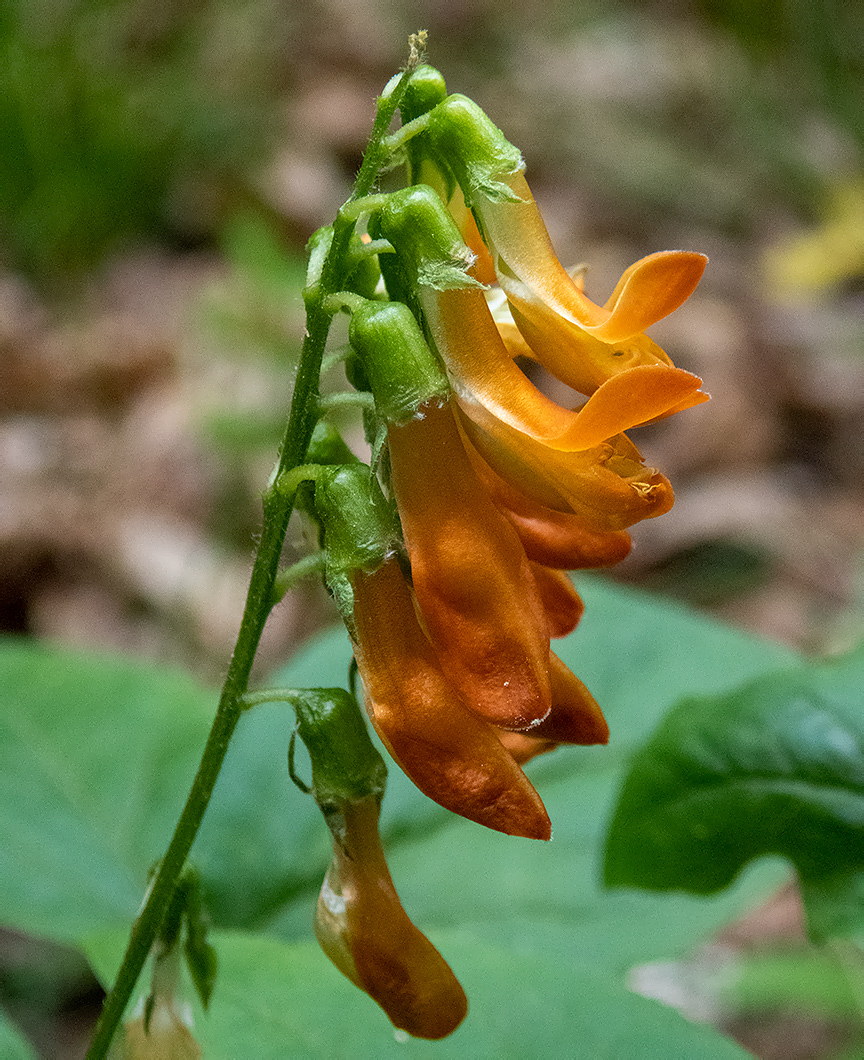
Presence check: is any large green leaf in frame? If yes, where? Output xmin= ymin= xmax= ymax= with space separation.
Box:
xmin=84 ymin=928 xmax=752 ymax=1060
xmin=604 ymin=645 xmax=864 ymax=938
xmin=0 ymin=1009 xmax=36 ymax=1060
xmin=0 ymin=639 xmax=215 ymax=942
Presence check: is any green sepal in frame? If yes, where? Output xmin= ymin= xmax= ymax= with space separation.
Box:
xmin=349 ymin=300 xmax=449 ymax=424
xmin=291 ymin=687 xmax=388 ymax=820
xmin=315 ymin=464 xmax=397 ymax=624
xmin=426 ymin=94 xmax=526 ymax=203
xmin=378 ymin=185 xmax=484 ymax=290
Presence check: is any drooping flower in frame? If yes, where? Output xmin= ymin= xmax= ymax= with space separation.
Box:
xmin=377 ymin=186 xmax=696 ymax=532
xmin=289 ymin=687 xmax=468 ymax=1039
xmin=314 ymin=464 xmax=553 ymax=838
xmin=120 ymin=997 xmax=202 ymax=1060
xmin=349 ymin=554 xmax=553 ymax=838
xmin=342 ymin=301 xmax=610 ymax=782
xmin=380 ymin=185 xmax=703 ymax=453
xmin=314 ymin=793 xmax=468 ymax=1039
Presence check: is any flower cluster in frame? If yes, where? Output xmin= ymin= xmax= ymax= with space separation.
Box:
xmin=297 ymin=65 xmax=707 ymax=1037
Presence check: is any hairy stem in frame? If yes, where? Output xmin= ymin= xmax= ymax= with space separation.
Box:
xmin=85 ymin=46 xmax=421 ymax=1060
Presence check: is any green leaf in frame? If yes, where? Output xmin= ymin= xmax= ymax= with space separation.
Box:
xmin=0 ymin=1009 xmax=36 ymax=1060
xmin=604 ymin=645 xmax=864 ymax=939
xmin=84 ymin=929 xmax=752 ymax=1059
xmin=0 ymin=638 xmax=215 ymax=942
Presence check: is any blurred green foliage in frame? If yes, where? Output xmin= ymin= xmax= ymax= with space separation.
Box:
xmin=696 ymin=0 xmax=863 ymax=151
xmin=0 ymin=0 xmax=281 ymax=281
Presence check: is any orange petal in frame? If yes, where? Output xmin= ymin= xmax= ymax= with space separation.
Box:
xmin=456 ymin=401 xmax=675 ymax=531
xmin=476 ymin=171 xmax=611 ymax=329
xmin=388 ymin=401 xmax=551 ymax=730
xmin=542 ymin=652 xmax=609 ymax=744
xmin=424 ymin=287 xmax=702 ymax=450
xmin=506 ymin=292 xmax=673 ymax=395
xmin=598 ymin=251 xmax=708 ymax=341
xmin=495 ymin=653 xmax=609 ymax=761
xmin=530 ymin=564 xmax=584 ymax=638
xmin=555 ymin=364 xmax=709 ymax=448
xmin=351 ymin=559 xmax=552 ymax=840
xmin=316 ymin=797 xmax=468 ymax=1039
xmin=468 ymin=450 xmax=632 ymax=567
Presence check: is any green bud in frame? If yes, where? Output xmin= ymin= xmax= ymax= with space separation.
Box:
xmin=344 ymin=233 xmax=383 ymax=300
xmin=349 ymin=301 xmax=448 ymax=424
xmin=292 ymin=687 xmax=388 ymax=813
xmin=306 ymin=421 xmax=359 ymax=467
xmin=378 ymin=185 xmax=482 ymax=290
xmin=426 ymin=94 xmax=525 ymax=202
xmin=400 ymin=64 xmax=448 ymax=124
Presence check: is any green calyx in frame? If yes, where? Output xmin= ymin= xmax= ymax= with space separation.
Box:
xmin=349 ymin=300 xmax=449 ymax=425
xmin=315 ymin=464 xmax=396 ymax=621
xmin=291 ymin=687 xmax=388 ymax=812
xmin=378 ymin=185 xmax=483 ymax=290
xmin=426 ymin=94 xmax=525 ymax=203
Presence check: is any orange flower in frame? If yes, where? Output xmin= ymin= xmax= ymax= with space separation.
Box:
xmin=378 ymin=187 xmax=693 ymax=530
xmin=387 ymin=397 xmax=551 ymax=730
xmin=426 ymin=95 xmax=710 ymax=402
xmin=349 ymin=554 xmax=552 ymax=839
xmin=314 ymin=794 xmax=468 ymax=1039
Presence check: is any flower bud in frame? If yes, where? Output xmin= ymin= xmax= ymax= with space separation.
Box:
xmin=120 ymin=997 xmax=202 ymax=1060
xmin=400 ymin=64 xmax=448 ymax=124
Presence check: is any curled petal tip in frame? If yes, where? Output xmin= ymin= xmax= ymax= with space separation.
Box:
xmin=599 ymin=250 xmax=708 ymax=340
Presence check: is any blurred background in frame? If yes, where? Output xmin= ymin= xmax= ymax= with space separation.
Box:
xmin=1 ymin=0 xmax=861 ymax=1056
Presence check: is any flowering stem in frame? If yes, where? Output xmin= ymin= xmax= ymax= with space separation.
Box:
xmin=85 ymin=43 xmax=423 ymax=1060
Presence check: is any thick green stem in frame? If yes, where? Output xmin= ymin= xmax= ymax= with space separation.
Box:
xmin=85 ymin=46 xmax=422 ymax=1060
